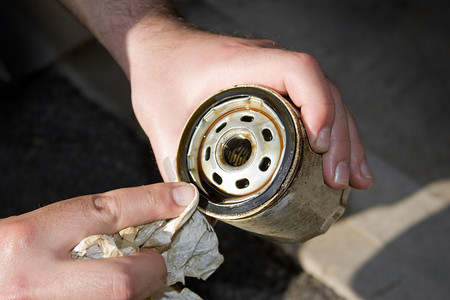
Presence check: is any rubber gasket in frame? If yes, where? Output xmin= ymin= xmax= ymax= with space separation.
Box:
xmin=177 ymin=86 xmax=299 ymax=217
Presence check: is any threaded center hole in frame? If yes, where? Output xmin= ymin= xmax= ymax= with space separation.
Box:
xmin=223 ymin=136 xmax=252 ymax=167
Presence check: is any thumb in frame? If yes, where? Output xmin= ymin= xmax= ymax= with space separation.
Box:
xmin=33 ymin=182 xmax=198 ymax=252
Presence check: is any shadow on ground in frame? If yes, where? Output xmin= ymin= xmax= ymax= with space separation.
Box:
xmin=0 ymin=70 xmax=161 ymax=217
xmin=352 ymin=205 xmax=450 ymax=300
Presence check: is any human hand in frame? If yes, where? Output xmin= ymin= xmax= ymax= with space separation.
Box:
xmin=0 ymin=182 xmax=196 ymax=299
xmin=59 ymin=0 xmax=372 ymax=190
xmin=127 ymin=24 xmax=373 ymax=190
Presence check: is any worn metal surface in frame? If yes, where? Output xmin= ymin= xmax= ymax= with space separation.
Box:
xmin=177 ymin=85 xmax=349 ymax=243
xmin=225 ymin=135 xmax=349 ymax=243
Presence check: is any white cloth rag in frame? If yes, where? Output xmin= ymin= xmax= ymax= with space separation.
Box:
xmin=72 ymin=188 xmax=223 ymax=299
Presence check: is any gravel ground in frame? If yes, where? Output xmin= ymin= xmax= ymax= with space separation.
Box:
xmin=0 ymin=68 xmax=342 ymax=299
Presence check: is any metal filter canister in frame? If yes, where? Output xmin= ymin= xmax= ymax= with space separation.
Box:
xmin=176 ymin=85 xmax=349 ymax=243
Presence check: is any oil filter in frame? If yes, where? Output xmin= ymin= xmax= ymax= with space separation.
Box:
xmin=176 ymin=85 xmax=349 ymax=243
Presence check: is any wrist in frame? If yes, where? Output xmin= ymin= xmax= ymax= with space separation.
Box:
xmin=61 ymin=0 xmax=185 ymax=77
xmin=126 ymin=16 xmax=195 ymax=77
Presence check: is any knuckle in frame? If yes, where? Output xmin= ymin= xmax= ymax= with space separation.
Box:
xmin=257 ymin=38 xmax=283 ymax=49
xmin=292 ymin=52 xmax=319 ymax=68
xmin=0 ymin=275 xmax=28 ymax=299
xmin=0 ymin=218 xmax=37 ymax=254
xmin=107 ymin=264 xmax=137 ymax=300
xmin=221 ymin=40 xmax=253 ymax=55
xmin=0 ymin=219 xmax=35 ymax=299
xmin=89 ymin=193 xmax=122 ymax=227
xmin=142 ymin=186 xmax=160 ymax=210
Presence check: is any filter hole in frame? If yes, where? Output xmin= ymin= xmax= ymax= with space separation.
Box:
xmin=205 ymin=147 xmax=211 ymax=161
xmin=240 ymin=115 xmax=254 ymax=122
xmin=235 ymin=178 xmax=249 ymax=189
xmin=213 ymin=173 xmax=223 ymax=185
xmin=223 ymin=136 xmax=252 ymax=167
xmin=262 ymin=128 xmax=273 ymax=141
xmin=216 ymin=122 xmax=227 ymax=133
xmin=259 ymin=157 xmax=271 ymax=172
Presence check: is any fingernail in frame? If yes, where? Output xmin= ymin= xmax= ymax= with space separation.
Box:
xmin=172 ymin=183 xmax=196 ymax=206
xmin=316 ymin=128 xmax=330 ymax=152
xmin=334 ymin=161 xmax=349 ymax=186
xmin=360 ymin=160 xmax=374 ymax=179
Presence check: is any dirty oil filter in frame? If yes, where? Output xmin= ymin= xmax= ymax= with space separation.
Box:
xmin=176 ymin=85 xmax=349 ymax=243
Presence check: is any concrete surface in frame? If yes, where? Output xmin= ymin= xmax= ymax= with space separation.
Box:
xmin=1 ymin=0 xmax=449 ymax=299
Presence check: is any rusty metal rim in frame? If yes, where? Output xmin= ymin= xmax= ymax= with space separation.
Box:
xmin=176 ymin=85 xmax=303 ymax=219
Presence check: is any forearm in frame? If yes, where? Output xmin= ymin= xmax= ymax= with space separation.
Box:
xmin=59 ymin=0 xmax=185 ymax=77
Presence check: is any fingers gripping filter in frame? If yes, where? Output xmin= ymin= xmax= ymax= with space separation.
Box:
xmin=177 ymin=85 xmax=349 ymax=243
